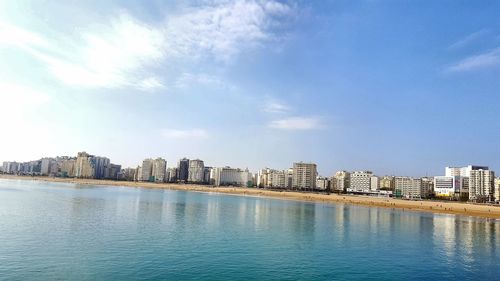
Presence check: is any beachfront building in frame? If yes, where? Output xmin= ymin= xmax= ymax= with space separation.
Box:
xmin=211 ymin=167 xmax=253 ymax=187
xmin=379 ymin=176 xmax=395 ymax=191
xmin=394 ymin=177 xmax=423 ymax=199
xmin=188 ymin=159 xmax=205 ymax=183
xmin=167 ymin=167 xmax=177 ymax=182
xmin=104 ymin=164 xmax=121 ymax=180
xmin=152 ymin=158 xmax=167 ymax=183
xmin=177 ymin=158 xmax=189 ymax=182
xmin=2 ymin=161 xmax=19 ymax=174
xmin=119 ymin=168 xmax=136 ymax=181
xmin=469 ymin=169 xmax=495 ymax=202
xmin=434 ymin=176 xmax=455 ymax=198
xmin=140 ymin=158 xmax=154 ymax=182
xmin=316 ymin=177 xmax=329 ymax=191
xmin=40 ymin=158 xmax=56 ymax=176
xmin=370 ymin=176 xmax=379 ymax=192
xmin=292 ymin=162 xmax=317 ymax=190
xmin=75 ymin=152 xmax=95 ymax=178
xmin=494 ymin=178 xmax=500 ymax=203
xmin=60 ymin=158 xmax=76 ymax=177
xmin=332 ymin=171 xmax=350 ymax=193
xmin=349 ymin=171 xmax=373 ymax=192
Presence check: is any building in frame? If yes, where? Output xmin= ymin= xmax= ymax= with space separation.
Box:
xmin=177 ymin=158 xmax=189 ymax=182
xmin=379 ymin=176 xmax=395 ymax=191
xmin=349 ymin=171 xmax=373 ymax=192
xmin=60 ymin=159 xmax=76 ymax=177
xmin=188 ymin=159 xmax=205 ymax=183
xmin=292 ymin=162 xmax=317 ymax=190
xmin=211 ymin=167 xmax=253 ymax=187
xmin=446 ymin=165 xmax=489 ymax=177
xmin=2 ymin=161 xmax=19 ymax=174
xmin=40 ymin=158 xmax=55 ymax=176
xmin=93 ymin=157 xmax=110 ymax=179
xmin=370 ymin=176 xmax=379 ymax=192
xmin=75 ymin=152 xmax=95 ymax=178
xmin=119 ymin=168 xmax=136 ymax=181
xmin=469 ymin=169 xmax=495 ymax=202
xmin=166 ymin=167 xmax=177 ymax=182
xmin=270 ymin=170 xmax=287 ymax=188
xmin=140 ymin=159 xmax=154 ymax=182
xmin=421 ymin=177 xmax=433 ymax=199
xmin=495 ymin=178 xmax=500 ymax=203
xmin=316 ymin=177 xmax=329 ymax=191
xmin=395 ymin=177 xmax=423 ymax=199
xmin=332 ymin=171 xmax=350 ymax=193
xmin=434 ymin=176 xmax=456 ymax=198
xmin=152 ymin=158 xmax=167 ymax=183
xmin=104 ymin=164 xmax=121 ymax=180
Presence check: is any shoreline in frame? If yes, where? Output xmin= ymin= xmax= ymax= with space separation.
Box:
xmin=1 ymin=174 xmax=500 ymax=219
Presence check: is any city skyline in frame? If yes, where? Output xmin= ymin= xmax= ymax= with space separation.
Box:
xmin=1 ymin=1 xmax=500 ymax=176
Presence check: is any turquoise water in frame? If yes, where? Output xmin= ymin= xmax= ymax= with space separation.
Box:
xmin=0 ymin=179 xmax=498 ymax=280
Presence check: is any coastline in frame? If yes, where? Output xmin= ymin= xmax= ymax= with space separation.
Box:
xmin=1 ymin=174 xmax=500 ymax=219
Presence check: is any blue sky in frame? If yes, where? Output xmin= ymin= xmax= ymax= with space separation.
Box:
xmin=1 ymin=0 xmax=500 ymax=176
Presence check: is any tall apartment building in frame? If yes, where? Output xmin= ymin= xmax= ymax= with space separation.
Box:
xmin=495 ymin=178 xmax=500 ymax=203
xmin=211 ymin=167 xmax=253 ymax=187
xmin=316 ymin=177 xmax=329 ymax=191
xmin=177 ymin=158 xmax=189 ymax=182
xmin=166 ymin=167 xmax=177 ymax=182
xmin=292 ymin=162 xmax=317 ymax=190
xmin=60 ymin=159 xmax=76 ymax=177
xmin=395 ymin=177 xmax=423 ymax=199
xmin=75 ymin=152 xmax=95 ymax=178
xmin=188 ymin=159 xmax=205 ymax=183
xmin=370 ymin=176 xmax=379 ymax=191
xmin=152 ymin=158 xmax=167 ymax=182
xmin=349 ymin=171 xmax=373 ymax=192
xmin=332 ymin=171 xmax=350 ymax=193
xmin=2 ymin=161 xmax=19 ymax=174
xmin=40 ymin=158 xmax=55 ymax=176
xmin=140 ymin=159 xmax=154 ymax=182
xmin=270 ymin=170 xmax=287 ymax=188
xmin=469 ymin=169 xmax=495 ymax=202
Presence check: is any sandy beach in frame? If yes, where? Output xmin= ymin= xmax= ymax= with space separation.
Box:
xmin=1 ymin=174 xmax=500 ymax=219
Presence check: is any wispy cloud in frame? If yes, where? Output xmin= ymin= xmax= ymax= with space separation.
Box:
xmin=162 ymin=128 xmax=209 ymax=139
xmin=164 ymin=0 xmax=294 ymax=61
xmin=0 ymin=82 xmax=51 ymax=115
xmin=174 ymin=72 xmax=233 ymax=90
xmin=263 ymin=99 xmax=290 ymax=113
xmin=268 ymin=117 xmax=323 ymax=130
xmin=0 ymin=1 xmax=294 ymax=91
xmin=445 ymin=47 xmax=500 ymax=72
xmin=448 ymin=29 xmax=489 ymax=50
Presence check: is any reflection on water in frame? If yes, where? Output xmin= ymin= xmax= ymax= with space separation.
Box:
xmin=0 ymin=179 xmax=498 ymax=281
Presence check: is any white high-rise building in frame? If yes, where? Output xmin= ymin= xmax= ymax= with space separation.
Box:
xmin=469 ymin=169 xmax=494 ymax=202
xmin=332 ymin=171 xmax=350 ymax=192
xmin=141 ymin=159 xmax=154 ymax=182
xmin=211 ymin=167 xmax=252 ymax=187
xmin=350 ymin=171 xmax=373 ymax=192
xmin=395 ymin=177 xmax=423 ymax=199
xmin=188 ymin=159 xmax=205 ymax=183
xmin=152 ymin=158 xmax=167 ymax=183
xmin=370 ymin=176 xmax=379 ymax=191
xmin=292 ymin=162 xmax=317 ymax=190
xmin=494 ymin=178 xmax=500 ymax=203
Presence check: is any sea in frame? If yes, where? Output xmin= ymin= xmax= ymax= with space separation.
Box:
xmin=0 ymin=178 xmax=498 ymax=280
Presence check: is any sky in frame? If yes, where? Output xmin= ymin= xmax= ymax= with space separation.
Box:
xmin=1 ymin=0 xmax=500 ymax=177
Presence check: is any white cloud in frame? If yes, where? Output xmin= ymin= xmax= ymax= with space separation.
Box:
xmin=268 ymin=117 xmax=323 ymax=130
xmin=174 ymin=72 xmax=231 ymax=89
xmin=446 ymin=47 xmax=500 ymax=72
xmin=263 ymin=99 xmax=290 ymax=113
xmin=162 ymin=128 xmax=209 ymax=139
xmin=164 ymin=0 xmax=293 ymax=61
xmin=0 ymin=1 xmax=294 ymax=91
xmin=448 ymin=29 xmax=489 ymax=50
xmin=137 ymin=77 xmax=166 ymax=91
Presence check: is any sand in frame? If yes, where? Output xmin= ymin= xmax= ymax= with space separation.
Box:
xmin=1 ymin=174 xmax=500 ymax=219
